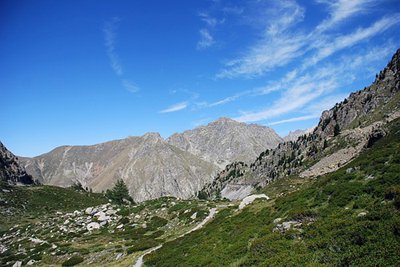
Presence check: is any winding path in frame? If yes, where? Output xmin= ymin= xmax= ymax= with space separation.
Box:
xmin=132 ymin=208 xmax=217 ymax=267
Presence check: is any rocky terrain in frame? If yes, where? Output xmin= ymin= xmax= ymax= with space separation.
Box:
xmin=0 ymin=188 xmax=215 ymax=266
xmin=168 ymin=117 xmax=282 ymax=167
xmin=201 ymin=48 xmax=400 ymax=199
xmin=21 ymin=133 xmax=218 ymax=202
xmin=20 ymin=118 xmax=283 ymax=202
xmin=0 ymin=142 xmax=33 ymax=185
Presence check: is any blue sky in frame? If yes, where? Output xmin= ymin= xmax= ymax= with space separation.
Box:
xmin=1 ymin=0 xmax=399 ymax=157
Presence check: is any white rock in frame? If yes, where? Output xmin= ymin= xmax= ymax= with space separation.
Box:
xmin=273 ymin=218 xmax=283 ymax=224
xmin=13 ymin=261 xmax=22 ymax=267
xmin=94 ymin=211 xmax=110 ymax=221
xmin=238 ymin=194 xmax=270 ymax=210
xmin=135 ymin=215 xmax=141 ymax=219
xmin=99 ymin=221 xmax=108 ymax=227
xmin=116 ymin=224 xmax=124 ymax=229
xmin=27 ymin=259 xmax=36 ymax=265
xmin=184 ymin=209 xmax=190 ymax=214
xmin=357 ymin=212 xmax=368 ymax=217
xmin=86 ymin=222 xmax=100 ymax=231
xmin=63 ymin=219 xmax=70 ymax=225
xmin=106 ymin=209 xmax=116 ymax=215
xmin=190 ymin=212 xmax=197 ymax=220
xmin=85 ymin=207 xmax=93 ymax=215
xmin=116 ymin=253 xmax=123 ymax=260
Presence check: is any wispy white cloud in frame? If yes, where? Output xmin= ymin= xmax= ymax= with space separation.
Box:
xmin=268 ymin=115 xmax=320 ymax=126
xmin=103 ymin=17 xmax=140 ymax=93
xmin=199 ymin=12 xmax=219 ymax=27
xmin=122 ymin=80 xmax=139 ymax=93
xmin=159 ymin=102 xmax=188 ymax=113
xmin=197 ymin=29 xmax=215 ymax=50
xmin=104 ymin=17 xmax=123 ymax=76
xmin=315 ymin=0 xmax=378 ymax=32
xmin=216 ymin=1 xmax=306 ymax=78
xmin=306 ymin=14 xmax=400 ymax=67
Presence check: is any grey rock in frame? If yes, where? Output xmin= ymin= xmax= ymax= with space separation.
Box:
xmin=86 ymin=222 xmax=100 ymax=231
xmin=168 ymin=117 xmax=283 ymax=167
xmin=0 ymin=142 xmax=34 ymax=185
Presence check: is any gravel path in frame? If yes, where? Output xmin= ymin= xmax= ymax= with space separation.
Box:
xmin=132 ymin=208 xmax=217 ymax=267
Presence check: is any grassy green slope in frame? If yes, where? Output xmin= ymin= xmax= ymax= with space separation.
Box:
xmin=0 ymin=185 xmax=108 ymax=231
xmin=145 ymin=119 xmax=400 ymax=267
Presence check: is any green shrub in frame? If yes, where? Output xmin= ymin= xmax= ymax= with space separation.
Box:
xmin=62 ymin=255 xmax=84 ymax=266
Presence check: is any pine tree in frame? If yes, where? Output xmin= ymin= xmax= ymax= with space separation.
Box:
xmin=334 ymin=124 xmax=341 ymax=136
xmin=105 ymin=179 xmax=133 ymax=205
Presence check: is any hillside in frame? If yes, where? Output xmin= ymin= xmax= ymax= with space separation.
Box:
xmin=20 ymin=133 xmax=217 ymax=202
xmin=144 ymin=117 xmax=400 ymax=266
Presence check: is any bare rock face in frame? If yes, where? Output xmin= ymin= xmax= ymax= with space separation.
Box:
xmin=0 ymin=142 xmax=33 ymax=185
xmin=21 ymin=133 xmax=218 ymax=202
xmin=167 ymin=117 xmax=283 ymax=168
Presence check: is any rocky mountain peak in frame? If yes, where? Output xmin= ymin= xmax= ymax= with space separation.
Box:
xmin=0 ymin=142 xmax=34 ymax=185
xmin=142 ymin=132 xmax=163 ymax=143
xmin=167 ymin=117 xmax=283 ymax=167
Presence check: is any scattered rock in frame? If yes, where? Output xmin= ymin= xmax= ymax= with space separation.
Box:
xmin=357 ymin=211 xmax=368 ymax=217
xmin=86 ymin=222 xmax=100 ymax=231
xmin=12 ymin=261 xmax=22 ymax=267
xmin=346 ymin=167 xmax=354 ymax=174
xmin=116 ymin=253 xmax=123 ymax=260
xmin=116 ymin=224 xmax=124 ymax=229
xmin=273 ymin=218 xmax=283 ymax=224
xmin=190 ymin=212 xmax=197 ymax=220
xmin=27 ymin=259 xmax=36 ymax=265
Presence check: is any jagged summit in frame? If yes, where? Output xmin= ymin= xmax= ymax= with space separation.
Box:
xmin=167 ymin=117 xmax=283 ymax=167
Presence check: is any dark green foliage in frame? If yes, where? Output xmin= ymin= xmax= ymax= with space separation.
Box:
xmin=334 ymin=123 xmax=341 ymax=136
xmin=105 ymin=179 xmax=133 ymax=205
xmin=144 ymin=119 xmax=400 ymax=266
xmin=197 ymin=190 xmax=208 ymax=200
xmin=62 ymin=255 xmax=84 ymax=266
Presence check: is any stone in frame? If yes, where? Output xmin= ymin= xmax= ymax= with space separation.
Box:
xmin=12 ymin=261 xmax=22 ymax=267
xmin=85 ymin=207 xmax=93 ymax=215
xmin=116 ymin=224 xmax=124 ymax=229
xmin=27 ymin=259 xmax=36 ymax=265
xmin=86 ymin=222 xmax=100 ymax=231
xmin=346 ymin=167 xmax=354 ymax=174
xmin=273 ymin=218 xmax=283 ymax=224
xmin=116 ymin=253 xmax=123 ymax=260
xmin=190 ymin=212 xmax=197 ymax=220
xmin=94 ymin=211 xmax=110 ymax=222
xmin=357 ymin=212 xmax=368 ymax=217
xmin=106 ymin=209 xmax=116 ymax=215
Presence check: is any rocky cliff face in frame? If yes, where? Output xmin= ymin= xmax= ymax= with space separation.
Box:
xmin=168 ymin=117 xmax=283 ymax=168
xmin=202 ymin=48 xmax=400 ymax=200
xmin=0 ymin=142 xmax=33 ymax=185
xmin=21 ymin=133 xmax=218 ymax=202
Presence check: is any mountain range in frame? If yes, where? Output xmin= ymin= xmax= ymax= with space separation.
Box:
xmin=19 ymin=118 xmax=283 ymax=202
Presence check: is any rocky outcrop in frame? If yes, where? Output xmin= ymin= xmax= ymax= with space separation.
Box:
xmin=167 ymin=117 xmax=283 ymax=168
xmin=21 ymin=133 xmax=218 ymax=202
xmin=0 ymin=142 xmax=33 ymax=185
